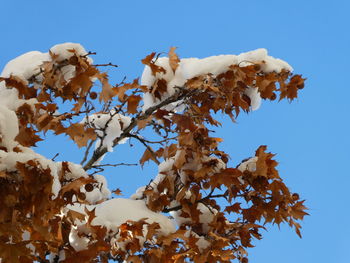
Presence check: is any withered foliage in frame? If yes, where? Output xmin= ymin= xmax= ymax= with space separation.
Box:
xmin=0 ymin=47 xmax=307 ymax=262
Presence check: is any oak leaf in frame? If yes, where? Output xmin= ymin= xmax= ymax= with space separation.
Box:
xmin=168 ymin=47 xmax=180 ymax=72
xmin=15 ymin=126 xmax=42 ymax=147
xmin=127 ymin=95 xmax=142 ymax=114
xmin=141 ymin=52 xmax=166 ymax=75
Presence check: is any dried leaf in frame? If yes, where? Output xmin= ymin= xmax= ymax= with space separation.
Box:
xmin=168 ymin=47 xmax=180 ymax=72
xmin=127 ymin=95 xmax=142 ymax=114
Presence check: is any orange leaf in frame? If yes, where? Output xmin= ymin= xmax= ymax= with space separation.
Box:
xmin=112 ymin=188 xmax=122 ymax=195
xmin=168 ymin=47 xmax=180 ymax=72
xmin=141 ymin=52 xmax=166 ymax=75
xmin=97 ymin=73 xmax=116 ymax=102
xmin=127 ymin=95 xmax=142 ymax=114
xmin=15 ymin=126 xmax=42 ymax=147
xmin=137 ymin=115 xmax=152 ymax=130
xmin=139 ymin=148 xmax=158 ymax=167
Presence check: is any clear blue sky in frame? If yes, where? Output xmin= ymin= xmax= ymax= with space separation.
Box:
xmin=1 ymin=1 xmax=349 ymax=262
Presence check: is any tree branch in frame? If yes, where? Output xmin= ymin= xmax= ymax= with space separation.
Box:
xmin=80 ymin=139 xmax=95 ymax=165
xmin=128 ymin=134 xmax=161 ymax=165
xmin=94 ymin=62 xmax=118 ymax=68
xmin=83 ymin=87 xmax=197 ymax=170
xmin=88 ymin=162 xmax=137 ymax=175
xmin=162 ymin=190 xmax=228 ymax=213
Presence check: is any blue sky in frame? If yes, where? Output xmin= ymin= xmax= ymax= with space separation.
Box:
xmin=1 ymin=0 xmax=349 ymax=262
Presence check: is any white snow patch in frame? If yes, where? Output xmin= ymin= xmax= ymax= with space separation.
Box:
xmin=238 ymin=157 xmax=258 ymax=172
xmin=67 ymin=198 xmax=175 ymax=251
xmin=170 ymin=202 xmax=217 ymax=233
xmin=141 ymin=48 xmax=293 ymax=111
xmin=237 ymin=157 xmax=258 ymax=184
xmin=82 ymin=110 xmax=131 ymax=152
xmin=196 ymin=235 xmax=211 ymax=251
xmin=50 ymin=43 xmax=91 ymax=63
xmin=80 ymin=174 xmax=111 ymax=204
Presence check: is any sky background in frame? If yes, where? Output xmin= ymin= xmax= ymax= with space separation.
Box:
xmin=1 ymin=0 xmax=349 ymax=262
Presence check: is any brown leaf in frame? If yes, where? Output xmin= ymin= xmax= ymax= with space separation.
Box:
xmin=168 ymin=47 xmax=180 ymax=72
xmin=174 ymin=149 xmax=186 ymax=169
xmin=0 ymin=76 xmax=36 ymax=99
xmin=66 ymin=209 xmax=86 ymax=223
xmin=290 ymin=200 xmax=309 ymax=220
xmin=279 ymin=74 xmax=305 ymax=101
xmin=60 ymin=177 xmax=95 ymax=196
xmin=36 ymin=113 xmax=53 ymax=131
xmin=127 ymin=95 xmax=142 ymax=114
xmin=112 ymin=188 xmax=122 ymax=195
xmin=137 ymin=115 xmax=152 ymax=130
xmin=97 ymin=73 xmax=116 ymax=102
xmin=210 ymin=168 xmax=242 ymax=189
xmin=139 ymin=148 xmax=158 ymax=167
xmin=66 ymin=123 xmax=97 ymax=148
xmin=141 ymin=52 xmax=166 ymax=75
xmin=15 ymin=126 xmax=42 ymax=147
xmin=225 ymin=203 xmax=241 ymax=214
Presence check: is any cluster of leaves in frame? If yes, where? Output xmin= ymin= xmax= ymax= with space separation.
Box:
xmin=0 ymin=47 xmax=307 ymax=262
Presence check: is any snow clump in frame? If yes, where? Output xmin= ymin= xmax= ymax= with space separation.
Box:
xmin=141 ymin=48 xmax=293 ymax=111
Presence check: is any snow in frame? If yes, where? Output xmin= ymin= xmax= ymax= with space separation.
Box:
xmin=141 ymin=48 xmax=293 ymax=111
xmin=0 ymin=105 xmax=19 ymax=149
xmin=1 ymin=51 xmax=50 ymax=82
xmin=1 ymin=42 xmax=91 ymax=83
xmin=68 ymin=198 xmax=176 ymax=251
xmin=245 ymin=87 xmax=261 ymax=111
xmin=0 ymin=102 xmax=107 ymax=199
xmin=237 ymin=157 xmax=258 ymax=184
xmin=170 ymin=202 xmax=217 ymax=233
xmin=238 ymin=157 xmax=258 ymax=172
xmin=80 ymin=174 xmax=111 ymax=204
xmin=0 ymin=43 xmax=92 ymax=111
xmin=69 ymin=225 xmax=91 ymax=251
xmin=50 ymin=42 xmax=92 ymax=63
xmin=196 ymin=236 xmax=211 ymax=251
xmin=49 ymin=250 xmax=66 ymax=262
xmin=81 ymin=110 xmax=131 ymax=152
xmin=0 ymin=104 xmax=64 ymax=196
xmin=92 ymin=198 xmax=175 ymax=233
xmin=179 ymin=155 xmax=226 ymax=184
xmin=131 ymin=154 xmax=226 ymax=201
xmin=131 ymin=157 xmax=177 ymax=200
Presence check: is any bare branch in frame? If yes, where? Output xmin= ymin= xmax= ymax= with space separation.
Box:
xmin=89 ymin=162 xmax=137 ymax=176
xmin=131 ymin=134 xmax=177 ymax=144
xmin=94 ymin=62 xmax=118 ymax=68
xmin=91 ymin=163 xmax=137 ymax=168
xmin=51 ymin=153 xmax=59 ymax=161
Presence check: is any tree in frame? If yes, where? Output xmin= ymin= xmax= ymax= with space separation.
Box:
xmin=0 ymin=43 xmax=307 ymax=262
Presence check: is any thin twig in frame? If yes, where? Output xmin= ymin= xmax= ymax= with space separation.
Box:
xmin=94 ymin=62 xmax=118 ymax=68
xmin=162 ymin=190 xmax=228 ymax=213
xmin=129 ymin=134 xmax=161 ymax=165
xmin=88 ymin=162 xmax=137 ymax=176
xmin=80 ymin=140 xmax=95 ymax=165
xmin=129 ymin=134 xmax=177 ymax=144
xmin=91 ymin=163 xmax=137 ymax=168
xmin=81 ymin=51 xmax=97 ymax=57
xmin=51 ymin=153 xmax=59 ymax=161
